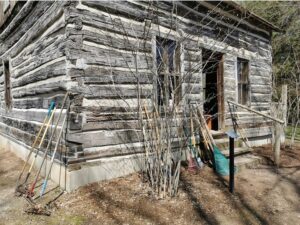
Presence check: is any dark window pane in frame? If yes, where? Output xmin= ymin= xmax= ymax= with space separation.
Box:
xmin=156 ymin=37 xmax=180 ymax=107
xmin=237 ymin=58 xmax=249 ymax=105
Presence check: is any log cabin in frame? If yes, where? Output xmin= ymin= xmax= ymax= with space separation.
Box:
xmin=0 ymin=1 xmax=280 ymax=191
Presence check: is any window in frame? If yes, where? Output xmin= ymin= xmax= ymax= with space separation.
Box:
xmin=156 ymin=37 xmax=181 ymax=108
xmin=3 ymin=60 xmax=12 ymax=110
xmin=237 ymin=58 xmax=249 ymax=105
xmin=3 ymin=0 xmax=10 ymax=13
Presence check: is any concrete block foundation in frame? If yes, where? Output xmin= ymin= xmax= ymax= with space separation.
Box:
xmin=0 ymin=134 xmax=145 ymax=192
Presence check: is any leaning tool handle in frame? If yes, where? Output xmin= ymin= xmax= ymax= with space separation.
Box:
xmin=190 ymin=111 xmax=196 ymax=153
xmin=47 ymin=101 xmax=56 ymax=116
xmin=40 ymin=112 xmax=68 ymax=197
xmin=17 ymin=102 xmax=55 ymax=184
xmin=23 ymin=106 xmax=57 ymax=184
xmin=28 ymin=92 xmax=69 ymax=196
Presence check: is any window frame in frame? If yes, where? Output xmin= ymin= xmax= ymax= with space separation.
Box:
xmin=236 ymin=58 xmax=250 ymax=106
xmin=155 ymin=36 xmax=182 ymax=110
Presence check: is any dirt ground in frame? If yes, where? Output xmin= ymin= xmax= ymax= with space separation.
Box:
xmin=0 ymin=142 xmax=299 ymax=225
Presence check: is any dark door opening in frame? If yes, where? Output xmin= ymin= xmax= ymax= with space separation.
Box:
xmin=202 ymin=49 xmax=224 ymax=131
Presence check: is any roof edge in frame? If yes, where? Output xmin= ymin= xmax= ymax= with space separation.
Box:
xmin=226 ymin=1 xmax=282 ymax=32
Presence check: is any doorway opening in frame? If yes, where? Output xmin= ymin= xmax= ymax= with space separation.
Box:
xmin=202 ymin=49 xmax=224 ymax=131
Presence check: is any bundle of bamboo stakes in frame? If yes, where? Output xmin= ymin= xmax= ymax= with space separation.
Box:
xmin=140 ymin=103 xmax=216 ymax=198
xmin=142 ymin=104 xmax=183 ymax=198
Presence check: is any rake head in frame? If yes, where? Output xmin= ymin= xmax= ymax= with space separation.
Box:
xmin=25 ymin=204 xmax=51 ymax=216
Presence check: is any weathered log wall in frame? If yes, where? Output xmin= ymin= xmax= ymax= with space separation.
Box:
xmin=0 ymin=0 xmax=274 ymax=165
xmin=0 ymin=1 xmax=75 ymax=157
xmin=64 ymin=0 xmax=274 ymax=161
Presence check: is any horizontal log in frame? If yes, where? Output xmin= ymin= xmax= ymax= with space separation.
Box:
xmin=0 ymin=1 xmax=36 ymax=41
xmin=226 ymin=120 xmax=273 ymax=129
xmin=83 ymin=115 xmax=186 ymax=130
xmin=12 ymin=60 xmax=66 ymax=88
xmin=81 ymin=95 xmax=151 ymax=106
xmin=227 ymin=100 xmax=283 ymax=124
xmin=0 ymin=115 xmax=65 ymax=137
xmin=251 ymin=85 xmax=272 ymax=94
xmin=82 ymin=1 xmax=149 ymax=21
xmin=82 ymin=41 xmax=151 ymax=63
xmin=0 ymin=122 xmax=66 ymax=151
xmin=13 ymin=50 xmax=65 ymax=79
xmin=82 ymin=142 xmax=146 ymax=159
xmin=8 ymin=3 xmax=65 ymax=59
xmin=249 ymin=76 xmax=271 ymax=85
xmin=80 ymin=137 xmax=189 ymax=160
xmin=79 ymin=26 xmax=152 ymax=52
xmin=82 ymin=74 xmax=153 ymax=85
xmin=242 ymin=126 xmax=273 ymax=138
xmin=250 ymin=62 xmax=272 ymax=71
xmin=251 ymin=94 xmax=272 ymax=103
xmin=225 ymin=116 xmax=272 ymax=125
xmin=12 ymin=34 xmax=66 ymax=69
xmin=12 ymin=77 xmax=68 ymax=98
xmin=66 ymin=48 xmax=151 ymax=70
xmin=0 ymin=105 xmax=66 ymax=122
xmin=66 ymin=5 xmax=148 ymax=39
xmin=82 ymin=120 xmax=140 ymax=131
xmin=67 ymin=123 xmax=186 ymax=148
xmin=0 ymin=1 xmax=54 ymax=55
xmin=9 ymin=93 xmax=69 ymax=109
xmin=67 ymin=129 xmax=142 ymax=148
xmin=81 ymin=84 xmax=152 ymax=99
xmin=85 ymin=111 xmax=139 ymax=121
xmin=71 ymin=66 xmax=154 ymax=84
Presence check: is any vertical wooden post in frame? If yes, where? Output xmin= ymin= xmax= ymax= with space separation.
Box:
xmin=281 ymin=85 xmax=288 ymax=143
xmin=274 ymin=122 xmax=281 ymax=167
xmin=274 ymin=85 xmax=287 ymax=167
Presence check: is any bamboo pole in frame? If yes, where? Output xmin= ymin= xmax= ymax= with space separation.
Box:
xmin=28 ymin=92 xmax=69 ymax=196
xmin=196 ymin=105 xmax=216 ymax=146
xmin=190 ymin=111 xmax=196 ymax=150
xmin=228 ymin=100 xmax=284 ymax=124
xmin=192 ymin=108 xmax=212 ymax=151
xmin=40 ymin=111 xmax=68 ymax=197
xmin=23 ymin=106 xmax=57 ymax=184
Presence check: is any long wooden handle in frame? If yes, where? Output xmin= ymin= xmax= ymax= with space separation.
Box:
xmin=190 ymin=111 xmax=196 ymax=147
xmin=18 ymin=116 xmax=48 ymax=181
xmin=196 ymin=105 xmax=216 ymax=146
xmin=29 ymin=92 xmax=69 ymax=195
xmin=40 ymin=112 xmax=68 ymax=197
xmin=28 ymin=107 xmax=57 ymax=174
xmin=17 ymin=102 xmax=55 ymax=183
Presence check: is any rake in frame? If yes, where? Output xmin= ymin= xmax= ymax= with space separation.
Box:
xmin=40 ymin=109 xmax=68 ymax=197
xmin=15 ymin=103 xmax=56 ymax=195
xmin=15 ymin=101 xmax=55 ymax=193
xmin=27 ymin=92 xmax=69 ymax=197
